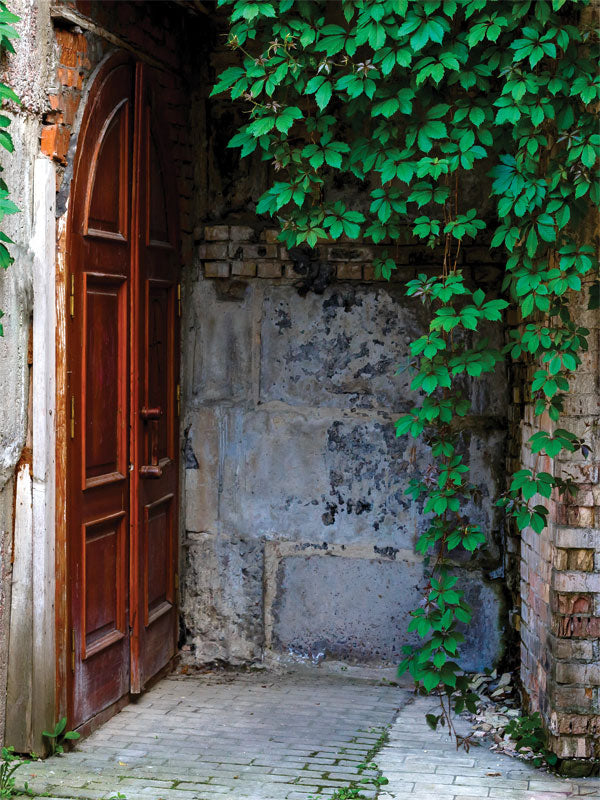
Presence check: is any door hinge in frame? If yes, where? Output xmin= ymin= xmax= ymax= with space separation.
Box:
xmin=70 ymin=274 xmax=75 ymax=318
xmin=71 ymin=628 xmax=76 ymax=673
xmin=176 ymin=383 xmax=181 ymax=417
xmin=177 ymin=283 xmax=181 ymax=318
xmin=70 ymin=395 xmax=75 ymax=438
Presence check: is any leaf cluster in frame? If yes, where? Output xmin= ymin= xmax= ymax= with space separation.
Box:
xmin=214 ymin=0 xmax=600 ymax=745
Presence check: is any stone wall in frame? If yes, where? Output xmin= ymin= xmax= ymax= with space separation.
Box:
xmin=180 ymin=221 xmax=510 ymax=670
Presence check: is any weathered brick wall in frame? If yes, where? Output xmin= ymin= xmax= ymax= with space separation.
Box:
xmin=513 ymin=263 xmax=600 ymax=765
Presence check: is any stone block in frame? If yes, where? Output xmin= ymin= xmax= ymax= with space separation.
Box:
xmin=554 ymin=615 xmax=600 ymax=638
xmin=203 ymin=261 xmax=230 ymax=278
xmin=554 ymin=549 xmax=569 ymax=570
xmin=271 ymin=555 xmax=503 ymax=671
xmin=204 ymin=225 xmax=230 ymax=241
xmin=182 ymin=532 xmax=264 ymax=664
xmin=263 ymin=228 xmax=280 ymax=243
xmin=566 ymin=549 xmax=595 ymax=572
xmin=183 ymin=408 xmax=220 ymax=534
xmin=328 ymin=245 xmax=374 ymax=262
xmin=198 ymin=242 xmax=229 ymax=259
xmin=231 ymin=260 xmax=257 ymax=277
xmin=336 ymin=263 xmax=363 ymax=280
xmin=553 ymin=638 xmax=594 ymax=661
xmin=259 ymin=284 xmax=423 ymax=410
xmin=552 ymin=684 xmax=600 ymax=713
xmin=257 ymin=261 xmax=282 ymax=278
xmin=230 ymin=225 xmax=255 ymax=241
xmin=554 ymin=593 xmax=593 ymax=615
xmin=553 ymin=571 xmax=600 ymax=593
xmin=549 ymin=734 xmax=593 ymax=759
xmin=188 ymin=280 xmax=253 ymax=404
xmin=555 ymin=662 xmax=600 ymax=686
xmin=553 ymin=712 xmax=600 ymax=735
xmin=363 ymin=265 xmax=385 ymax=281
xmin=230 ymin=243 xmax=277 ymax=260
xmin=553 ymin=526 xmax=600 ymax=549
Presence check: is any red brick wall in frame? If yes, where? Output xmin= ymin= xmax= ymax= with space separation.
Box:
xmin=514 ymin=273 xmax=600 ymax=763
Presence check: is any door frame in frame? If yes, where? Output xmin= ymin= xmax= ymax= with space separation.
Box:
xmin=55 ymin=50 xmax=182 ymax=731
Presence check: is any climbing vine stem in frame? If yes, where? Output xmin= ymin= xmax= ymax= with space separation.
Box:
xmin=212 ymin=0 xmax=600 ymax=740
xmin=0 ymin=1 xmax=20 ymax=336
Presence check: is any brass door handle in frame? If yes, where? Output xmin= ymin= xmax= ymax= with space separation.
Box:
xmin=140 ymin=406 xmax=163 ymax=478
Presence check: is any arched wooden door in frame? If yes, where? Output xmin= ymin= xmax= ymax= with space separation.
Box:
xmin=66 ymin=55 xmax=179 ymax=728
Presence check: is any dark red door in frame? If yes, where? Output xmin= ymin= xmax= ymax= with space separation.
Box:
xmin=67 ymin=56 xmax=179 ymax=728
xmin=129 ymin=66 xmax=179 ymax=693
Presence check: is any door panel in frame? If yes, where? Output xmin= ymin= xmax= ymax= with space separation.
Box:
xmin=130 ymin=67 xmax=179 ymax=693
xmin=68 ymin=60 xmax=133 ymax=728
xmin=86 ymin=102 xmax=129 ymax=239
xmin=82 ymin=274 xmax=127 ymax=488
xmin=144 ymin=493 xmax=175 ymax=626
xmin=147 ymin=283 xmax=171 ymax=460
xmin=82 ymin=511 xmax=127 ymax=658
xmin=67 ymin=57 xmax=179 ymax=729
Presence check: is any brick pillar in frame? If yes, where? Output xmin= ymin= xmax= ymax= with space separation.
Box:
xmin=518 ymin=272 xmax=600 ymax=772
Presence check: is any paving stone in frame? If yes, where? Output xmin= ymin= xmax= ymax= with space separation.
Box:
xmin=17 ymin=671 xmax=405 ymax=800
xmin=17 ymin=673 xmax=600 ymax=800
xmin=377 ymin=695 xmax=600 ymax=799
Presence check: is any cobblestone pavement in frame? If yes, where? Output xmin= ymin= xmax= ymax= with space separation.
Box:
xmin=16 ymin=670 xmax=404 ymax=800
xmin=378 ymin=695 xmax=600 ymax=800
xmin=14 ymin=670 xmax=600 ymax=800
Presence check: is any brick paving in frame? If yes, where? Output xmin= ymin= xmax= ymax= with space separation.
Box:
xmin=14 ymin=671 xmax=600 ymax=800
xmin=16 ymin=670 xmax=403 ymax=800
xmin=378 ymin=695 xmax=600 ymax=800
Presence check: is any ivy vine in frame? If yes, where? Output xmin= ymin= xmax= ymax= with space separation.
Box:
xmin=212 ymin=0 xmax=600 ymax=740
xmin=0 ymin=1 xmax=20 ymax=336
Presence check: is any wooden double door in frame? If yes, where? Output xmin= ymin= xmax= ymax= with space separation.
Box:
xmin=66 ymin=56 xmax=179 ymax=728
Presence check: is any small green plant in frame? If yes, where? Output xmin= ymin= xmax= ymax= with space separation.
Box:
xmin=41 ymin=717 xmax=80 ymax=756
xmin=505 ymin=712 xmax=558 ymax=769
xmin=356 ymin=760 xmax=377 ymax=773
xmin=0 ymin=746 xmax=28 ymax=799
xmin=310 ymin=725 xmax=391 ymax=799
xmin=310 ymin=790 xmax=367 ymax=800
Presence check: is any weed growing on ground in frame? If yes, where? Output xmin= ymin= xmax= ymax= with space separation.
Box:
xmin=505 ymin=713 xmax=558 ymax=769
xmin=0 ymin=747 xmax=28 ymax=799
xmin=41 ymin=718 xmax=80 ymax=756
xmin=309 ymin=726 xmax=390 ymax=800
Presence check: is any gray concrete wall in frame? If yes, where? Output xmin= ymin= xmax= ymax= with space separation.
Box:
xmin=180 ymin=43 xmax=510 ymax=671
xmin=180 ymin=236 xmax=509 ymax=670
